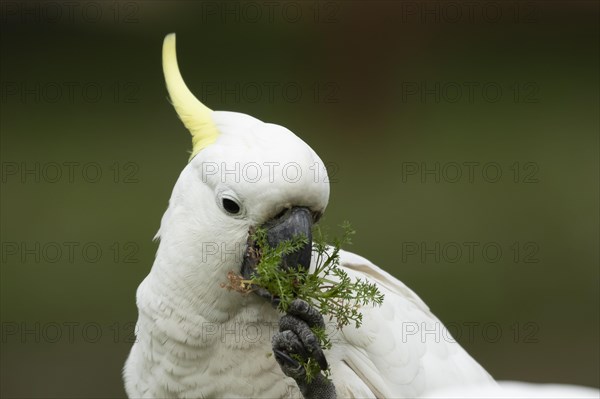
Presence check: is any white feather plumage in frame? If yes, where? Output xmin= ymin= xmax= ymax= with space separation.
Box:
xmin=123 ymin=35 xmax=598 ymax=399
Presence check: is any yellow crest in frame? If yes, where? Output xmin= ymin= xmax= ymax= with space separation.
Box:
xmin=162 ymin=33 xmax=220 ymax=160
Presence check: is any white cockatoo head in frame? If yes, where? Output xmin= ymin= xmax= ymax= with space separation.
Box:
xmin=153 ymin=34 xmax=330 ymax=318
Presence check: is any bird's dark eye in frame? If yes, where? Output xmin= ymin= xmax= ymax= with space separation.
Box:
xmin=222 ymin=198 xmax=241 ymax=214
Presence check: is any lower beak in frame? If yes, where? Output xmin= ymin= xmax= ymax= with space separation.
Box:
xmin=241 ymin=207 xmax=313 ymax=301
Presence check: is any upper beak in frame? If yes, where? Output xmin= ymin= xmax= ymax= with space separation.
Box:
xmin=241 ymin=207 xmax=313 ymax=301
xmin=263 ymin=207 xmax=313 ymax=272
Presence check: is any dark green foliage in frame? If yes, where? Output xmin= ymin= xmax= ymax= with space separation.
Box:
xmin=247 ymin=222 xmax=385 ymax=381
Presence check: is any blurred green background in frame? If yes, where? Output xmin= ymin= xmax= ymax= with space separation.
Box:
xmin=1 ymin=1 xmax=598 ymax=397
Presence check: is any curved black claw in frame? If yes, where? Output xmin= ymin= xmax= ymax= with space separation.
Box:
xmin=279 ymin=315 xmax=328 ymax=370
xmin=274 ymin=349 xmax=300 ymax=368
xmin=272 ymin=299 xmax=337 ymax=399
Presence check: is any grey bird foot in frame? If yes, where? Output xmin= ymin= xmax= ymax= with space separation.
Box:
xmin=272 ymin=299 xmax=337 ymax=399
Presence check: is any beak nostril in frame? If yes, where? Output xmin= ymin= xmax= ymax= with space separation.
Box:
xmin=274 ymin=207 xmax=290 ymax=220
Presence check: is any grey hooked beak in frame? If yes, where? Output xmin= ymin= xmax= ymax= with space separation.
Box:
xmin=241 ymin=207 xmax=313 ymax=303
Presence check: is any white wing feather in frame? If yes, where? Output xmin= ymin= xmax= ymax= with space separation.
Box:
xmin=423 ymin=381 xmax=600 ymax=398
xmin=325 ymin=249 xmax=494 ymax=398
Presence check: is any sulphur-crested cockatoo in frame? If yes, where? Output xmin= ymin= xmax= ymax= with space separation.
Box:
xmin=124 ymin=33 xmax=557 ymax=399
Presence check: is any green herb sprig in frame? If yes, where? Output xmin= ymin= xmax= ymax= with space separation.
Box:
xmin=224 ymin=222 xmax=384 ymax=381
